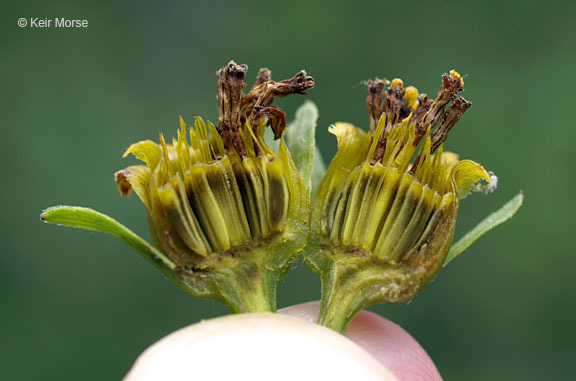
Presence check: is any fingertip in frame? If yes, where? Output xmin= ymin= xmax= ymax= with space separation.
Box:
xmin=280 ymin=302 xmax=442 ymax=381
xmin=125 ymin=313 xmax=396 ymax=380
xmin=346 ymin=310 xmax=442 ymax=381
xmin=278 ymin=300 xmax=320 ymax=323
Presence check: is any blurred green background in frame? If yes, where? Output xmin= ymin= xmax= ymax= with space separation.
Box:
xmin=2 ymin=0 xmax=575 ymax=379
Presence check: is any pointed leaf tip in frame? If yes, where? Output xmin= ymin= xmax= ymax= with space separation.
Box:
xmin=41 ymin=205 xmax=177 ymax=271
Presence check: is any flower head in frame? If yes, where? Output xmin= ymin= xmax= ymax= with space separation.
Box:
xmin=40 ymin=63 xmax=521 ymax=327
xmin=114 ymin=61 xmax=314 ymax=311
xmin=307 ymin=70 xmax=495 ymax=331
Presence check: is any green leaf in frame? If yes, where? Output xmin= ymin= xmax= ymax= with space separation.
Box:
xmin=41 ymin=206 xmax=177 ymax=272
xmin=286 ymin=101 xmax=325 ymax=194
xmin=444 ymin=192 xmax=524 ymax=266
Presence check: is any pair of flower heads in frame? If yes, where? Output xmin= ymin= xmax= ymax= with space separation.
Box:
xmin=42 ymin=60 xmax=521 ymax=333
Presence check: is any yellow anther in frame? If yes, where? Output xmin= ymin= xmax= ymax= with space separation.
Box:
xmin=390 ymin=78 xmax=404 ymax=89
xmin=450 ymin=70 xmax=464 ymax=87
xmin=404 ymin=86 xmax=419 ymax=110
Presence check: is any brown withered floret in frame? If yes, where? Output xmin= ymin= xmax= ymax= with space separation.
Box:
xmin=216 ymin=61 xmax=314 ymax=157
xmin=364 ymin=70 xmax=471 ymax=170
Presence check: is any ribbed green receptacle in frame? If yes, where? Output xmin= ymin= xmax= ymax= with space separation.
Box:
xmin=176 ymin=237 xmax=304 ymax=313
xmin=306 ymin=242 xmax=418 ymax=333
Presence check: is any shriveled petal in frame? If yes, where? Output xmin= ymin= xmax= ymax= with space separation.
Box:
xmin=115 ymin=165 xmax=152 ymax=208
xmin=123 ymin=140 xmax=162 ymax=170
xmin=451 ymin=159 xmax=492 ymax=199
xmin=329 ymin=123 xmax=371 ymax=166
xmin=323 ymin=123 xmax=372 ymax=192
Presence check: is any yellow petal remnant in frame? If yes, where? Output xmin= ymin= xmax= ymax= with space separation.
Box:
xmin=307 ymin=70 xmax=494 ymax=332
xmin=114 ymin=61 xmax=314 ymax=313
xmin=451 ymin=159 xmax=492 ymax=199
xmin=122 ymin=140 xmax=162 ymax=170
xmin=115 ymin=165 xmax=152 ymax=207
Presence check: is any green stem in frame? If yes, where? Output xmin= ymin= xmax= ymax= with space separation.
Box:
xmin=314 ymin=251 xmax=414 ymax=333
xmin=213 ymin=262 xmax=277 ymax=313
xmin=317 ymin=263 xmax=377 ymax=333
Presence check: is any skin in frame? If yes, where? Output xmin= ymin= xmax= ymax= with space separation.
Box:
xmin=281 ymin=302 xmax=442 ymax=380
xmin=125 ymin=301 xmax=442 ymax=381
